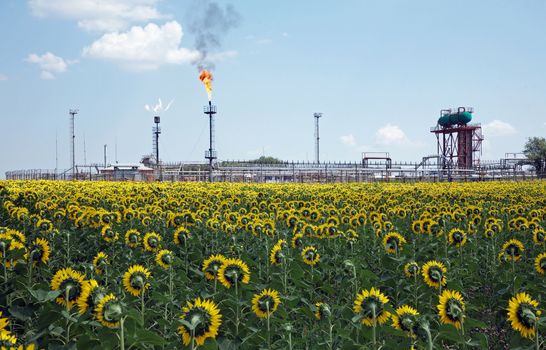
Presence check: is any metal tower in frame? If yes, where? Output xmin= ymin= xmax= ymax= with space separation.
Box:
xmin=204 ymin=101 xmax=217 ymax=182
xmin=431 ymin=107 xmax=483 ymax=179
xmin=153 ymin=116 xmax=161 ymax=180
xmin=69 ymin=109 xmax=79 ymax=179
xmin=314 ymin=113 xmax=322 ymax=163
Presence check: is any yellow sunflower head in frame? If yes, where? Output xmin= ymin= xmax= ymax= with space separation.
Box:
xmin=301 ymin=246 xmax=320 ymax=266
xmin=155 ymin=249 xmax=174 ymax=269
xmin=251 ymin=288 xmax=282 ymax=318
xmin=122 ymin=265 xmax=152 ymax=297
xmin=421 ymin=260 xmax=447 ymax=289
xmin=437 ymin=290 xmax=465 ymax=329
xmin=178 ymin=298 xmax=222 ymax=346
xmin=28 ymin=237 xmax=50 ymax=266
xmin=291 ymin=233 xmax=304 ymax=248
xmin=173 ymin=226 xmax=191 ymax=245
xmin=535 ymin=253 xmax=546 ymax=274
xmin=50 ymin=267 xmax=86 ymax=309
xmin=217 ymin=258 xmax=251 ymax=289
xmin=533 ymin=229 xmax=546 ymax=245
xmin=143 ymin=232 xmax=162 ymax=252
xmin=404 ymin=262 xmax=420 ymax=279
xmin=507 ymin=292 xmax=541 ymax=338
xmin=314 ymin=302 xmax=331 ymax=320
xmin=447 ymin=228 xmax=467 ymax=248
xmin=202 ymin=254 xmax=226 ymax=280
xmin=125 ymin=229 xmax=141 ymax=248
xmin=501 ymin=239 xmax=525 ymax=262
xmin=269 ymin=242 xmax=285 ymax=266
xmin=100 ymin=225 xmax=119 ymax=243
xmin=382 ymin=232 xmax=407 ymax=254
xmin=92 ymin=252 xmax=109 ymax=275
xmin=76 ymin=279 xmax=104 ymax=315
xmin=353 ymin=287 xmax=391 ymax=326
xmin=391 ymin=305 xmax=419 ymax=338
xmin=95 ymin=294 xmax=122 ymax=328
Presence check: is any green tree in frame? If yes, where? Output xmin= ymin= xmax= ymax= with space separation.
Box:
xmin=523 ymin=137 xmax=546 ymax=175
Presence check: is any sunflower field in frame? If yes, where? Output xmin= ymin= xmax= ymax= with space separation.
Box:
xmin=0 ymin=180 xmax=545 ymax=349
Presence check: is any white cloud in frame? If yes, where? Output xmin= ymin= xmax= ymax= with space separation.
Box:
xmin=83 ymin=21 xmax=202 ymax=70
xmin=340 ymin=134 xmax=356 ymax=147
xmin=375 ymin=124 xmax=409 ymax=145
xmin=0 ymin=73 xmax=7 ymax=81
xmin=483 ymin=120 xmax=517 ymax=137
xmin=26 ymin=52 xmax=72 ymax=79
xmin=28 ymin=0 xmax=164 ymax=32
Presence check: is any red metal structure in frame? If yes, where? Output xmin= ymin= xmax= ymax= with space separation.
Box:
xmin=431 ymin=107 xmax=483 ymax=170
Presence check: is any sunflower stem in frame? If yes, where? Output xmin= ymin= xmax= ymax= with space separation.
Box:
xmin=3 ymin=245 xmax=8 ymax=284
xmin=27 ymin=256 xmax=34 ymax=286
xmin=536 ymin=318 xmax=540 ymax=350
xmin=65 ymin=286 xmax=72 ymax=345
xmin=120 ymin=316 xmax=125 ymax=350
xmin=371 ymin=303 xmax=377 ymax=349
xmin=140 ymin=290 xmax=145 ymax=326
xmin=267 ymin=302 xmax=271 ymax=350
xmin=234 ymin=276 xmax=240 ymax=337
xmin=191 ymin=327 xmax=196 ymax=350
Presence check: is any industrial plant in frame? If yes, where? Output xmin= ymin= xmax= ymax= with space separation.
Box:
xmin=5 ymin=101 xmax=532 ymax=183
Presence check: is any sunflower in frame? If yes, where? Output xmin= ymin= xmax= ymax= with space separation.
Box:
xmin=143 ymin=232 xmax=162 ymax=252
xmin=251 ymin=288 xmax=282 ymax=318
xmin=391 ymin=305 xmax=419 ymax=338
xmin=353 ymin=287 xmax=391 ymax=326
xmin=0 ymin=311 xmax=8 ymax=332
xmin=437 ymin=290 xmax=465 ymax=329
xmin=404 ymin=261 xmax=420 ymax=278
xmin=301 ymin=246 xmax=320 ymax=266
xmin=535 ymin=253 xmax=546 ymax=274
xmin=95 ymin=294 xmax=122 ymax=328
xmin=382 ymin=232 xmax=407 ymax=254
xmin=291 ymin=233 xmax=303 ymax=248
xmin=447 ymin=228 xmax=467 ymax=248
xmin=76 ymin=279 xmax=104 ymax=314
xmin=155 ymin=249 xmax=174 ymax=269
xmin=36 ymin=218 xmax=53 ymax=233
xmin=217 ymin=258 xmax=251 ymax=289
xmin=0 ymin=331 xmax=17 ymax=347
xmin=122 ymin=265 xmax=152 ymax=296
xmin=269 ymin=242 xmax=285 ymax=265
xmin=101 ymin=225 xmax=118 ymax=243
xmin=28 ymin=237 xmax=50 ymax=266
xmin=507 ymin=292 xmax=541 ymax=338
xmin=174 ymin=226 xmax=191 ymax=245
xmin=125 ymin=229 xmax=141 ymax=248
xmin=314 ymin=302 xmax=330 ymax=320
xmin=533 ymin=229 xmax=546 ymax=245
xmin=501 ymin=239 xmax=525 ymax=262
xmin=202 ymin=254 xmax=226 ymax=280
xmin=92 ymin=252 xmax=109 ymax=275
xmin=178 ymin=298 xmax=222 ymax=346
xmin=50 ymin=267 xmax=86 ymax=309
xmin=421 ymin=260 xmax=447 ymax=289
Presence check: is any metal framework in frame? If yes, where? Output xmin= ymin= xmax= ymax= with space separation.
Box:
xmin=362 ymin=152 xmax=392 ymax=169
xmin=431 ymin=107 xmax=483 ymax=173
xmin=204 ymin=102 xmax=217 ymax=182
xmin=153 ymin=116 xmax=161 ymax=181
xmin=69 ymin=109 xmax=78 ymax=179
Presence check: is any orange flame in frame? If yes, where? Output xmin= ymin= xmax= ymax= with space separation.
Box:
xmin=199 ymin=70 xmax=213 ymax=101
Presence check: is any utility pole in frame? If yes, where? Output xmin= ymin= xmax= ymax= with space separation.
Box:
xmin=104 ymin=144 xmax=107 ymax=168
xmin=314 ymin=113 xmax=323 ymax=163
xmin=153 ymin=116 xmax=162 ymax=181
xmin=69 ymin=109 xmax=79 ymax=179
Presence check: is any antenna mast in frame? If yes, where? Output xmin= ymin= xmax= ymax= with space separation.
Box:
xmin=314 ymin=113 xmax=322 ymax=163
xmin=69 ymin=109 xmax=79 ymax=179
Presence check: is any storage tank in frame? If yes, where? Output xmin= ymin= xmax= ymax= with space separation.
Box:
xmin=438 ymin=111 xmax=472 ymax=127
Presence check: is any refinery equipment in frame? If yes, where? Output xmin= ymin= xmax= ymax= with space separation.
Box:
xmin=431 ymin=107 xmax=483 ymax=171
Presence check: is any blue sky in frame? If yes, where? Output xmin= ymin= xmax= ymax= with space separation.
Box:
xmin=1 ymin=0 xmax=545 ymax=177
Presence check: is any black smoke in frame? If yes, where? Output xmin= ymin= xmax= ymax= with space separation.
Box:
xmin=188 ymin=0 xmax=241 ymax=70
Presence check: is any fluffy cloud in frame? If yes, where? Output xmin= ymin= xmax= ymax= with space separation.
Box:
xmin=26 ymin=52 xmax=72 ymax=79
xmin=340 ymin=134 xmax=356 ymax=147
xmin=28 ymin=0 xmax=163 ymax=32
xmin=83 ymin=21 xmax=202 ymax=70
xmin=0 ymin=73 xmax=7 ymax=81
xmin=375 ymin=124 xmax=409 ymax=145
xmin=483 ymin=120 xmax=517 ymax=137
